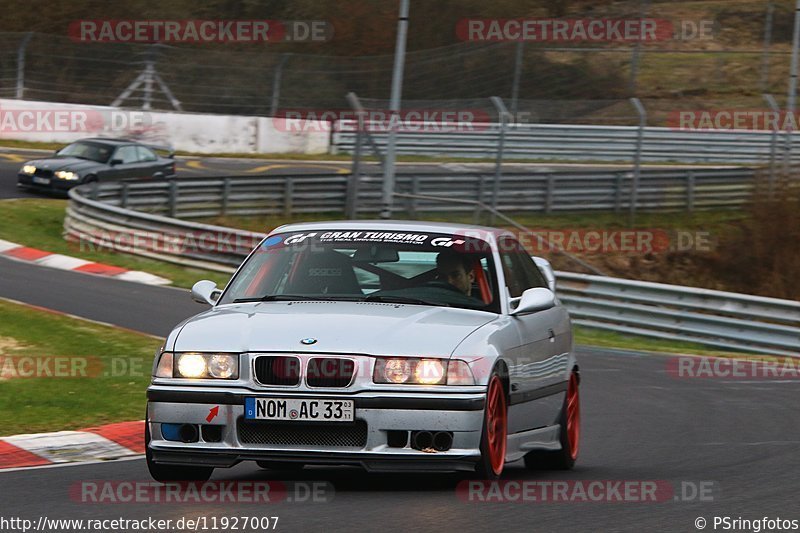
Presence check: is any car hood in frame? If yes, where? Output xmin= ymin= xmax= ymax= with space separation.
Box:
xmin=26 ymin=157 xmax=104 ymax=173
xmin=172 ymin=301 xmax=497 ymax=357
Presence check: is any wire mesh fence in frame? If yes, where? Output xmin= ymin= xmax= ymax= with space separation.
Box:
xmin=0 ymin=23 xmax=795 ymax=126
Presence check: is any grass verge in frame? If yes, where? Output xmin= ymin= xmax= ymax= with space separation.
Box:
xmin=0 ymin=199 xmax=231 ymax=289
xmin=0 ymin=299 xmax=160 ymax=435
xmin=573 ymin=325 xmax=735 ymax=357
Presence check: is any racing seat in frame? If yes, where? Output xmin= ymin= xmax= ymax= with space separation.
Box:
xmin=472 ymin=260 xmax=492 ymax=305
xmin=284 ymin=250 xmax=363 ymax=296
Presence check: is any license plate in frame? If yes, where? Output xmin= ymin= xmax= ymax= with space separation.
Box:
xmin=32 ymin=177 xmax=50 ymax=185
xmin=245 ymin=397 xmax=354 ymax=422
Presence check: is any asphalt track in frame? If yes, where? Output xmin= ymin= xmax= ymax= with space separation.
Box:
xmin=1 ymin=254 xmax=799 ymax=532
xmin=0 ymin=146 xmax=658 ymax=200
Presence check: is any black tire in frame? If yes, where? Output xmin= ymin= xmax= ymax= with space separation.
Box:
xmin=524 ymin=369 xmax=580 ymax=471
xmin=475 ymin=369 xmax=508 ymax=479
xmin=256 ymin=460 xmax=305 ymax=471
xmin=145 ymin=417 xmax=214 ymax=483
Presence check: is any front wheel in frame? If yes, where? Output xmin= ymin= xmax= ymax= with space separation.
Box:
xmin=475 ymin=372 xmax=508 ymax=479
xmin=145 ymin=419 xmax=214 ymax=483
xmin=524 ymin=369 xmax=580 ymax=470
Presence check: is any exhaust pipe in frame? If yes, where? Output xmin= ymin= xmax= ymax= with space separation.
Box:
xmin=412 ymin=431 xmax=433 ymax=450
xmin=178 ymin=424 xmax=199 ymax=443
xmin=433 ymin=431 xmax=453 ymax=451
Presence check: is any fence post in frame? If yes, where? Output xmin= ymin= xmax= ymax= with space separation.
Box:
xmin=283 ymin=178 xmax=294 ymax=218
xmin=687 ymin=171 xmax=695 ymax=212
xmin=221 ymin=178 xmax=231 ymax=216
xmin=15 ymin=32 xmax=32 ymax=99
xmin=489 ymin=96 xmax=510 ymax=223
xmin=168 ymin=180 xmax=178 ymax=218
xmin=345 ymin=93 xmax=366 ymax=219
xmin=345 ymin=173 xmax=360 ymax=219
xmin=120 ymin=182 xmax=129 ymax=209
xmin=629 ymin=97 xmax=647 ymax=226
xmin=763 ymin=94 xmax=781 ymax=197
xmin=545 ymin=174 xmax=555 ymax=214
xmin=270 ymin=54 xmax=289 ymax=116
xmin=510 ymin=41 xmax=524 ymax=117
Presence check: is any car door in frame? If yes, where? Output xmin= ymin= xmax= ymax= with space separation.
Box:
xmin=499 ymin=237 xmax=570 ymax=432
xmin=136 ymin=146 xmax=164 ymax=178
xmin=108 ymin=145 xmax=142 ymax=180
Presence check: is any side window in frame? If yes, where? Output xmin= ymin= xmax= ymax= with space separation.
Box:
xmin=114 ymin=146 xmax=139 ymax=164
xmin=137 ymin=146 xmax=157 ymax=162
xmin=498 ymin=238 xmax=547 ymax=297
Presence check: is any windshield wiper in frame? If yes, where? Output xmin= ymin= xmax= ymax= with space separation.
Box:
xmin=363 ymin=294 xmax=446 ymax=307
xmin=232 ymin=295 xmax=362 ymax=303
xmin=232 ymin=294 xmax=317 ymax=303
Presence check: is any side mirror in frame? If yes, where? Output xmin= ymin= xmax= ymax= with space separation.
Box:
xmin=510 ymin=287 xmax=556 ymax=315
xmin=191 ymin=280 xmax=221 ymax=305
xmin=110 ymin=158 xmax=123 ymax=166
xmin=532 ymin=256 xmax=557 ymax=293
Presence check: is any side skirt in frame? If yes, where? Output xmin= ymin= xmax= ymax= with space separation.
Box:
xmin=505 ymin=424 xmax=562 ymax=463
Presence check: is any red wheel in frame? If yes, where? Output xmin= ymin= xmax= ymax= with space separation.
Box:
xmin=565 ymin=371 xmax=580 ymax=461
xmin=476 ymin=372 xmax=508 ymax=478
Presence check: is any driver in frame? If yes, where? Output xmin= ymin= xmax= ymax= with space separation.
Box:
xmin=435 ymin=251 xmax=475 ymax=297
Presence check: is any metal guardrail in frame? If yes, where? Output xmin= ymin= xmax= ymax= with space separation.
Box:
xmin=333 ymin=123 xmax=800 ymax=164
xmin=64 ymin=167 xmax=762 ymax=224
xmin=558 ymin=272 xmax=800 ymax=356
xmin=65 ymin=181 xmax=799 ymax=356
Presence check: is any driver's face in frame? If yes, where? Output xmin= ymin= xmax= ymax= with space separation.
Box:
xmin=438 ymin=260 xmax=474 ymax=296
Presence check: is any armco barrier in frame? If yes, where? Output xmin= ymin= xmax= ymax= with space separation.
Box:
xmin=333 ymin=122 xmax=800 ymax=164
xmin=65 ymin=181 xmax=800 ymax=356
xmin=65 ymin=167 xmax=762 ymax=224
xmin=558 ymin=273 xmax=800 ymax=356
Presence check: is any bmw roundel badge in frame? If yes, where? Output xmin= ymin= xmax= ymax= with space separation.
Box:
xmin=301 ymin=338 xmax=318 ymax=345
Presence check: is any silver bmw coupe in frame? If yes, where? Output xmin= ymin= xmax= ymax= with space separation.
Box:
xmin=146 ymin=221 xmax=579 ymax=481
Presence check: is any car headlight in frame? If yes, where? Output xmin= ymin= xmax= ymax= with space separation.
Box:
xmin=156 ymin=352 xmax=239 ymax=379
xmin=373 ymin=358 xmax=475 ymax=385
xmin=54 ymin=171 xmax=79 ymax=181
xmin=21 ymin=165 xmax=36 ymax=175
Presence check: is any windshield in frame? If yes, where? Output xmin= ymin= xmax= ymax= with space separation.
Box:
xmin=219 ymin=230 xmax=500 ymax=313
xmin=56 ymin=141 xmax=112 ymax=163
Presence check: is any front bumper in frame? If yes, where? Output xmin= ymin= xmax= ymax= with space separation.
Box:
xmin=147 ymin=387 xmax=486 ymax=472
xmin=17 ymin=173 xmax=77 ymax=194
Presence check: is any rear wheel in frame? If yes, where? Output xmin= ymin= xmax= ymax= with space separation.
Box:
xmin=145 ymin=418 xmax=214 ymax=483
xmin=475 ymin=372 xmax=508 ymax=479
xmin=524 ymin=369 xmax=580 ymax=470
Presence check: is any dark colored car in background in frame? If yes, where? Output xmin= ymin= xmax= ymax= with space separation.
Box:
xmin=17 ymin=138 xmax=176 ymax=195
